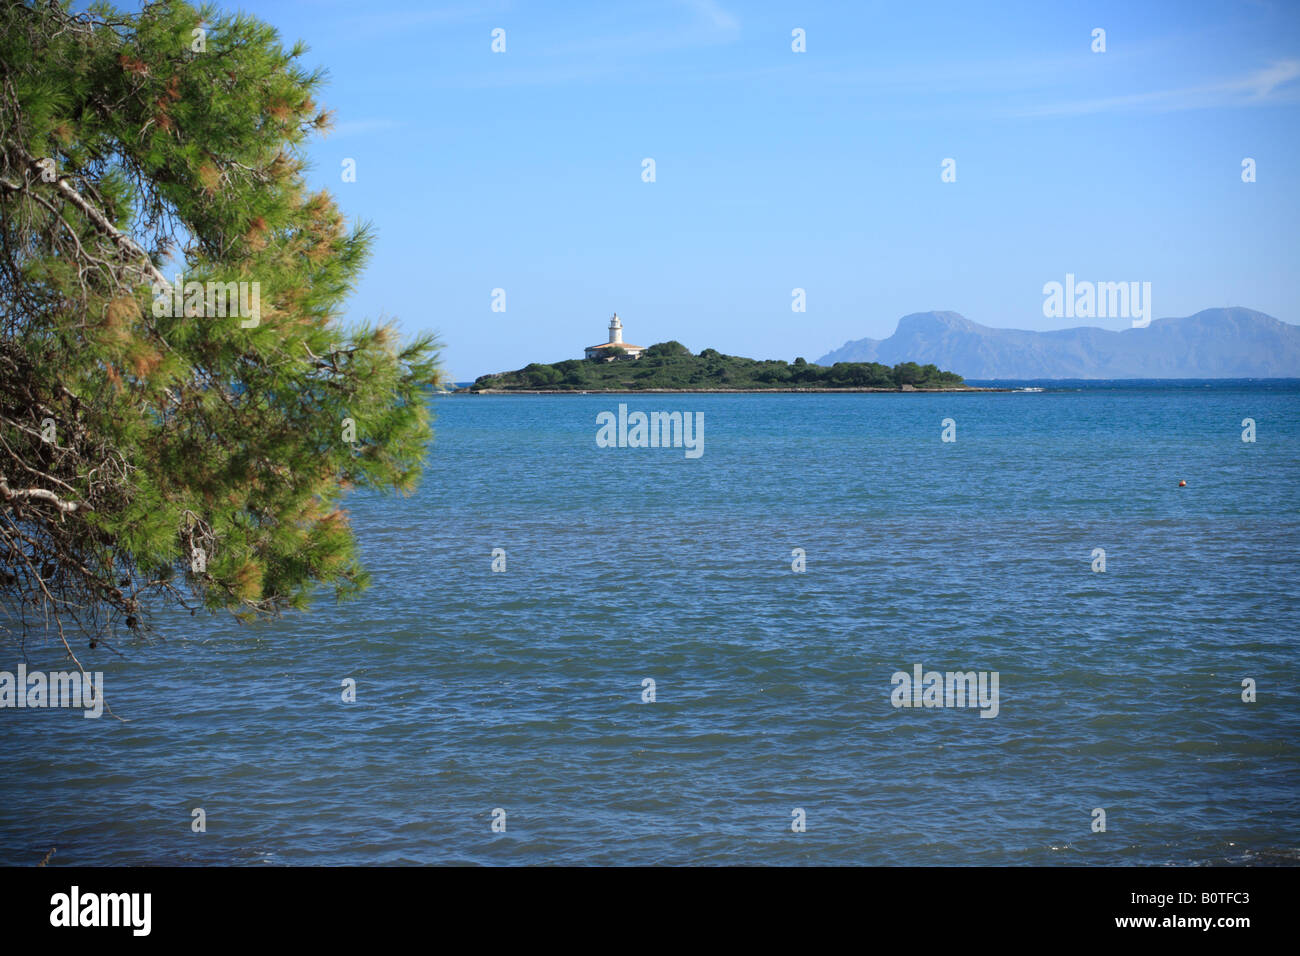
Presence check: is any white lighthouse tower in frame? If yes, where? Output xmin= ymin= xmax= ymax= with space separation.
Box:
xmin=584 ymin=312 xmax=645 ymax=360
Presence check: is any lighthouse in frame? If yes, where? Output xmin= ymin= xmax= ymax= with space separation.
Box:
xmin=584 ymin=313 xmax=645 ymax=360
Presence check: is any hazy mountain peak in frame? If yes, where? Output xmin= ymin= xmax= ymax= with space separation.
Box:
xmin=895 ymin=310 xmax=976 ymax=331
xmin=817 ymin=308 xmax=1299 ymax=378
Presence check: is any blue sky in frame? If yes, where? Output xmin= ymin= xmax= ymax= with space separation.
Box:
xmin=227 ymin=0 xmax=1297 ymax=379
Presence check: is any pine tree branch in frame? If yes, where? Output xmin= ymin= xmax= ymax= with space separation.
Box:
xmin=3 ymin=140 xmax=170 ymax=288
xmin=0 ymin=475 xmax=84 ymax=513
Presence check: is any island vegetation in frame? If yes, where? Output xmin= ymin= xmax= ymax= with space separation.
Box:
xmin=468 ymin=341 xmax=966 ymax=391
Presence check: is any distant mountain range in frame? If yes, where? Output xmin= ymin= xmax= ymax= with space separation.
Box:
xmin=815 ymin=308 xmax=1300 ymax=379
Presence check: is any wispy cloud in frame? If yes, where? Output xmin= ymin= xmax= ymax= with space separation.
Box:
xmin=1233 ymin=58 xmax=1300 ymax=97
xmin=678 ymin=0 xmax=738 ymax=32
xmin=1012 ymin=58 xmax=1300 ymax=118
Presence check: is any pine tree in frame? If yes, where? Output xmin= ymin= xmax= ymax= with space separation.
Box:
xmin=0 ymin=0 xmax=441 ymax=658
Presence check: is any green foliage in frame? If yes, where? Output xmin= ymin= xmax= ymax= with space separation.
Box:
xmin=643 ymin=340 xmax=690 ymax=358
xmin=471 ymin=343 xmax=965 ymax=391
xmin=521 ymin=363 xmax=560 ymax=386
xmin=0 ymin=0 xmax=441 ymax=642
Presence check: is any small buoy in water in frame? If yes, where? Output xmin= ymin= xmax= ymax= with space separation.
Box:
xmin=1178 ymin=480 xmax=1187 ymax=487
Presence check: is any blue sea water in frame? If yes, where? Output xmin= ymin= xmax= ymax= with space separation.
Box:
xmin=1 ymin=381 xmax=1298 ymax=865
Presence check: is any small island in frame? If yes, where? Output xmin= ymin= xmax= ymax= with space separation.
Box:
xmin=466 ymin=313 xmax=978 ymax=393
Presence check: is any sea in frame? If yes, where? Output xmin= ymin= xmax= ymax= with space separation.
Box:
xmin=1 ymin=380 xmax=1297 ymax=865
